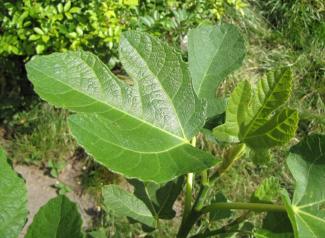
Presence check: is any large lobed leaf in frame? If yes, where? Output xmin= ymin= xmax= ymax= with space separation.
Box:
xmin=102 ymin=185 xmax=156 ymax=227
xmin=282 ymin=134 xmax=325 ymax=238
xmin=188 ymin=24 xmax=245 ymax=117
xmin=213 ymin=68 xmax=298 ymax=161
xmin=25 ymin=195 xmax=83 ymax=238
xmin=0 ymin=148 xmax=28 ymax=238
xmin=26 ymin=31 xmax=218 ymax=183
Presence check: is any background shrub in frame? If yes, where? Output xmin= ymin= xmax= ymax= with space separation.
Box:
xmin=0 ymin=0 xmax=246 ymax=62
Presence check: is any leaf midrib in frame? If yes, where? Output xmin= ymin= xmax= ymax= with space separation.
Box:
xmin=241 ymin=77 xmax=286 ymax=140
xmin=121 ymin=34 xmax=188 ymax=139
xmin=70 ymin=118 xmax=186 ymax=154
xmin=243 ymin=109 xmax=295 ymax=141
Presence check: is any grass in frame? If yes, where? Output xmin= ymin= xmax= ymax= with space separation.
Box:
xmin=0 ymin=102 xmax=75 ymax=165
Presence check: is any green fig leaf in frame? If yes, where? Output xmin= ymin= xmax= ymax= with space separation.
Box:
xmin=25 ymin=195 xmax=83 ymax=238
xmin=213 ymin=68 xmax=298 ymax=162
xmin=26 ymin=31 xmax=218 ymax=183
xmin=282 ymin=134 xmax=325 ymax=238
xmin=0 ymin=148 xmax=28 ymax=238
xmin=102 ymin=185 xmax=156 ymax=227
xmin=262 ymin=212 xmax=293 ymax=235
xmin=188 ymin=24 xmax=245 ymax=117
xmin=242 ymin=108 xmax=298 ymax=149
xmin=129 ymin=176 xmax=184 ymax=220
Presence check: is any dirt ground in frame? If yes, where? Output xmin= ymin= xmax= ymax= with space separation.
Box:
xmin=15 ymin=159 xmax=98 ymax=237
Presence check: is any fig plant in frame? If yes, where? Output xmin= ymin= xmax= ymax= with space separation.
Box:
xmin=1 ymin=24 xmax=324 ymax=238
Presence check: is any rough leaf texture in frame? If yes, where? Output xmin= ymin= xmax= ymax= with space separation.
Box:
xmin=25 ymin=195 xmax=83 ymax=238
xmin=188 ymin=24 xmax=245 ymax=117
xmin=213 ymin=68 xmax=298 ymax=160
xmin=0 ymin=148 xmax=28 ymax=238
xmin=102 ymin=185 xmax=156 ymax=227
xmin=26 ymin=31 xmax=217 ymax=183
xmin=282 ymin=134 xmax=325 ymax=238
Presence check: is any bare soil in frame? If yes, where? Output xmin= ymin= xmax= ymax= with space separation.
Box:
xmin=15 ymin=159 xmax=98 ymax=237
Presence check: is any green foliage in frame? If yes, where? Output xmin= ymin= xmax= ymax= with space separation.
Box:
xmin=261 ymin=212 xmax=293 ymax=236
xmin=188 ymin=23 xmax=245 ymax=117
xmin=130 ymin=177 xmax=184 ymax=220
xmin=0 ymin=0 xmax=246 ymax=63
xmin=102 ymin=185 xmax=156 ymax=227
xmin=54 ymin=182 xmax=72 ymax=195
xmin=47 ymin=159 xmax=66 ymax=178
xmin=136 ymin=0 xmax=246 ymax=47
xmin=25 ymin=32 xmax=218 ymax=183
xmin=213 ymin=68 xmax=299 ymax=163
xmin=0 ymin=147 xmax=27 ymax=238
xmin=0 ymin=0 xmax=136 ymax=62
xmin=17 ymin=23 xmax=324 ymax=238
xmin=282 ymin=134 xmax=325 ymax=237
xmin=25 ymin=195 xmax=83 ymax=238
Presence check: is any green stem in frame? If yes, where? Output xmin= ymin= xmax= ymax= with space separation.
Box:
xmin=193 ymin=184 xmax=209 ymax=211
xmin=201 ymin=170 xmax=208 ymax=186
xmin=201 ymin=202 xmax=286 ymax=214
xmin=177 ymin=143 xmax=247 ymax=238
xmin=195 ymin=144 xmax=246 ymax=211
xmin=177 ymin=209 xmax=201 ymax=238
xmin=179 ymin=137 xmax=196 ymax=233
xmin=183 ymin=172 xmax=194 ymax=219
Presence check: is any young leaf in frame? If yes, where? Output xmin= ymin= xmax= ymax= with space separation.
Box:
xmin=188 ymin=24 xmax=245 ymax=117
xmin=251 ymin=177 xmax=280 ymax=203
xmin=242 ymin=108 xmax=298 ymax=149
xmin=213 ymin=80 xmax=251 ymax=143
xmin=102 ymin=185 xmax=156 ymax=227
xmin=213 ymin=68 xmax=298 ymax=162
xmin=0 ymin=148 xmax=28 ymax=238
xmin=25 ymin=195 xmax=83 ymax=238
xmin=282 ymin=134 xmax=325 ymax=238
xmin=239 ymin=68 xmax=294 ymax=141
xmin=26 ymin=31 xmax=218 ymax=183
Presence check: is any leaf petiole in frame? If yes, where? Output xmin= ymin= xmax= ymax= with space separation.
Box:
xmin=200 ymin=202 xmax=286 ymax=214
